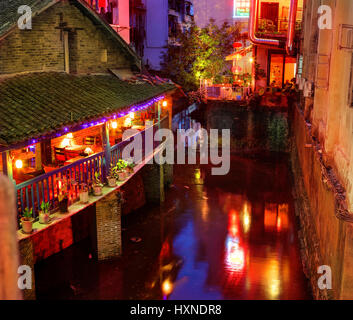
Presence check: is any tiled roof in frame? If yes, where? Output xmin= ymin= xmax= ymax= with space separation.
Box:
xmin=0 ymin=0 xmax=54 ymax=38
xmin=0 ymin=72 xmax=175 ymax=147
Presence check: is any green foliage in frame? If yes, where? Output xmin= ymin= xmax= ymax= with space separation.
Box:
xmin=161 ymin=19 xmax=241 ymax=92
xmin=94 ymin=172 xmax=104 ymax=187
xmin=267 ymin=114 xmax=288 ymax=152
xmin=22 ymin=207 xmax=33 ymax=220
xmin=40 ymin=201 xmax=50 ymax=213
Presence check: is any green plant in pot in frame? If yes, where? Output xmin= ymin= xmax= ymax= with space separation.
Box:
xmin=93 ymin=172 xmax=104 ymax=196
xmin=21 ymin=207 xmax=34 ymax=234
xmin=116 ymin=159 xmax=128 ymax=180
xmin=126 ymin=161 xmax=135 ymax=174
xmin=107 ymin=165 xmax=118 ymax=187
xmin=58 ymin=190 xmax=69 ymax=213
xmin=39 ymin=201 xmax=50 ymax=224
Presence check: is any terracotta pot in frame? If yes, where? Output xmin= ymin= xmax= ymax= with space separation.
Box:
xmin=21 ymin=218 xmax=34 ymax=234
xmin=39 ymin=212 xmax=50 ymax=224
xmin=79 ymin=191 xmax=89 ymax=203
xmin=126 ymin=167 xmax=134 ymax=174
xmin=59 ymin=197 xmax=69 ymax=213
xmin=107 ymin=177 xmax=117 ymax=187
xmin=93 ymin=185 xmax=103 ymax=196
xmin=118 ymin=171 xmax=127 ymax=181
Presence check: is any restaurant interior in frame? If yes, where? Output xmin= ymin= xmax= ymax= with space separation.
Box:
xmin=1 ymin=102 xmax=167 ymax=185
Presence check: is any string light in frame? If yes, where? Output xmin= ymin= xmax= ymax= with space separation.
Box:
xmin=23 ymin=95 xmax=165 ymax=148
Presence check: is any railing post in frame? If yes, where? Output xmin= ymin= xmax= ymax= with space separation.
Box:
xmin=102 ymin=122 xmax=111 ymax=181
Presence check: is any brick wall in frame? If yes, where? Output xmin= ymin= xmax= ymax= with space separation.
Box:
xmin=0 ymin=0 xmax=132 ymax=75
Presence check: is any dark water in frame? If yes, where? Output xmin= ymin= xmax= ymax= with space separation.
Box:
xmin=35 ymin=154 xmax=311 ymax=300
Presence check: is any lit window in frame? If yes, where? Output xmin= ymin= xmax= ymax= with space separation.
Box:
xmin=233 ymin=0 xmax=250 ymax=19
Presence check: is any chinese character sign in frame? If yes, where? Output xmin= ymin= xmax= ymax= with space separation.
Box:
xmin=233 ymin=0 xmax=250 ymax=18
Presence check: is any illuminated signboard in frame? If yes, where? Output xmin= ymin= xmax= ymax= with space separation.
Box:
xmin=233 ymin=0 xmax=250 ymax=18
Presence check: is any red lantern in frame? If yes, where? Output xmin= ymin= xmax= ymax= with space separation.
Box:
xmin=233 ymin=42 xmax=242 ymax=48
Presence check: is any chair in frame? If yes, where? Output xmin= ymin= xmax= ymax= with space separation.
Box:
xmin=54 ymin=147 xmax=66 ymax=166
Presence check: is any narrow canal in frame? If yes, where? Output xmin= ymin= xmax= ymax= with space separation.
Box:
xmin=35 ymin=153 xmax=311 ymax=299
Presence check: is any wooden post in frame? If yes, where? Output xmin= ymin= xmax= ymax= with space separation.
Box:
xmin=63 ymin=31 xmax=70 ymax=74
xmin=0 ymin=175 xmax=22 ymax=300
xmin=102 ymin=122 xmax=111 ymax=181
xmin=2 ymin=151 xmax=14 ymax=182
xmin=157 ymin=102 xmax=165 ymax=203
xmin=35 ymin=143 xmax=42 ymax=171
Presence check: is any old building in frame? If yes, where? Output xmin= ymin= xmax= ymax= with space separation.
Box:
xmin=82 ymin=0 xmax=131 ymax=43
xmin=291 ymin=0 xmax=353 ymax=299
xmin=0 ymin=0 xmax=176 ymax=299
xmin=143 ymin=0 xmax=194 ymax=70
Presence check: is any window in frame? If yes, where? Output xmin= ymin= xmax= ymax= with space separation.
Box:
xmin=233 ymin=0 xmax=250 ymax=18
xmin=168 ymin=15 xmax=179 ymax=36
xmin=185 ymin=1 xmax=193 ymax=16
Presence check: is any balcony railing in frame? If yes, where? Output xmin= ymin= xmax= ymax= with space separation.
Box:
xmin=206 ymin=85 xmax=251 ymax=101
xmin=15 ymin=117 xmax=168 ymax=218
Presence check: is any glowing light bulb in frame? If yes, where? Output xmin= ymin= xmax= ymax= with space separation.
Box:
xmin=67 ymin=133 xmax=73 ymax=139
xmin=129 ymin=112 xmax=135 ymax=119
xmin=111 ymin=121 xmax=118 ymax=129
xmin=124 ymin=117 xmax=132 ymax=127
xmin=162 ymin=279 xmax=173 ymax=296
xmin=249 ymin=57 xmax=254 ymax=63
xmin=162 ymin=101 xmax=168 ymax=107
xmin=15 ymin=159 xmax=23 ymax=169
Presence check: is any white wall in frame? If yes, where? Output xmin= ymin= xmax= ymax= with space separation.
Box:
xmin=144 ymin=0 xmax=169 ymax=70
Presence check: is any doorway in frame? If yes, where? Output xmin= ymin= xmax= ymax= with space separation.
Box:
xmin=268 ymin=52 xmax=297 ymax=87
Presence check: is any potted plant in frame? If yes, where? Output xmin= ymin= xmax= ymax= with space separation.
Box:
xmin=39 ymin=201 xmax=50 ymax=224
xmin=21 ymin=207 xmax=34 ymax=234
xmin=93 ymin=172 xmax=104 ymax=196
xmin=58 ymin=191 xmax=69 ymax=213
xmin=126 ymin=161 xmax=135 ymax=174
xmin=79 ymin=183 xmax=89 ymax=203
xmin=107 ymin=165 xmax=117 ymax=187
xmin=116 ymin=159 xmax=128 ymax=180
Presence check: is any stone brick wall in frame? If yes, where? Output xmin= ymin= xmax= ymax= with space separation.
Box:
xmin=141 ymin=162 xmax=164 ymax=203
xmin=0 ymin=0 xmax=131 ymax=75
xmin=95 ymin=191 xmax=122 ymax=260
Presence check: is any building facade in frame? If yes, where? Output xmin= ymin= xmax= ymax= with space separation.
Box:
xmin=83 ymin=0 xmax=131 ymax=43
xmin=292 ymin=0 xmax=353 ymax=299
xmin=143 ymin=0 xmax=194 ymax=70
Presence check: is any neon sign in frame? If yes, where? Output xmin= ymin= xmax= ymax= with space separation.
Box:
xmin=233 ymin=0 xmax=250 ymax=18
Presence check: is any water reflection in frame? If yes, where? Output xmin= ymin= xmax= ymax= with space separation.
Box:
xmin=35 ymin=155 xmax=311 ymax=300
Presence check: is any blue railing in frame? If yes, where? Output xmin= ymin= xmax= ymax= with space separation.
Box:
xmin=15 ymin=117 xmax=168 ymax=218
